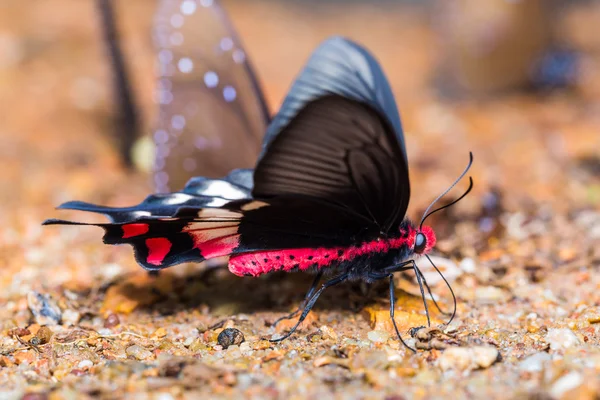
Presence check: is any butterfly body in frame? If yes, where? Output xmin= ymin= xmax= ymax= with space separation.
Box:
xmin=230 ymin=220 xmax=436 ymax=283
xmin=44 ymin=35 xmax=472 ymax=350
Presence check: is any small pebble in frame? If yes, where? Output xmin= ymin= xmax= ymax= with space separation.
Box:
xmin=459 ymin=258 xmax=476 ymax=274
xmin=104 ymin=313 xmax=120 ymax=328
xmin=546 ymin=328 xmax=581 ymax=351
xmin=319 ymin=325 xmax=338 ymax=340
xmin=550 ymin=371 xmax=584 ymax=398
xmin=581 ymin=307 xmax=600 ymax=324
xmin=367 ymin=330 xmax=390 ymax=343
xmin=27 ymin=292 xmax=61 ymax=325
xmin=77 ymin=359 xmax=93 ymax=369
xmin=475 ymin=286 xmax=508 ymax=304
xmin=31 ymin=325 xmax=53 ymax=345
xmin=61 ymin=309 xmax=81 ymax=325
xmin=519 ymin=352 xmax=551 ymax=372
xmin=153 ymin=327 xmax=167 ymax=338
xmin=438 ymin=346 xmax=499 ymax=372
xmin=126 ymin=345 xmax=153 ymax=360
xmin=217 ymin=328 xmax=245 ymax=349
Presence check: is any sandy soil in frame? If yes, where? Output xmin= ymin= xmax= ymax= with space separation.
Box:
xmin=1 ymin=1 xmax=600 ymax=399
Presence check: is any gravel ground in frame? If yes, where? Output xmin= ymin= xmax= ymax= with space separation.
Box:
xmin=1 ymin=1 xmax=600 ymax=399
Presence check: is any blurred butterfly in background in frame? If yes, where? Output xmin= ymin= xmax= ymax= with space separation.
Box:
xmin=52 ymin=2 xmax=474 ymax=350
xmin=97 ymin=0 xmax=270 ymax=189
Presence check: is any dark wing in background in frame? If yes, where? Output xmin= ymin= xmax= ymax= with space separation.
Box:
xmin=153 ymin=0 xmax=269 ymax=192
xmin=54 ymin=169 xmax=254 ymax=223
xmin=254 ymin=37 xmax=410 ymax=232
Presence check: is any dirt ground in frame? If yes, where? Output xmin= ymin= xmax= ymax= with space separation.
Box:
xmin=1 ymin=1 xmax=600 ymax=399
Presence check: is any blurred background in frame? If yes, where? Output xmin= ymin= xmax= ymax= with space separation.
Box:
xmin=2 ymin=3 xmax=600 ymax=396
xmin=1 ymin=0 xmax=600 ymax=281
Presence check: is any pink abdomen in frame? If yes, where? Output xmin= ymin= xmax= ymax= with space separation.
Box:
xmin=228 ymin=233 xmax=414 ymax=277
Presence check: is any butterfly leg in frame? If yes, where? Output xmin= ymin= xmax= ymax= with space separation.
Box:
xmin=388 ymin=274 xmax=416 ymax=353
xmin=272 ymin=271 xmax=323 ymax=327
xmin=385 ymin=260 xmax=452 ymax=319
xmin=270 ymin=273 xmax=348 ymax=343
xmin=424 ymin=254 xmax=457 ymax=326
xmin=412 ymin=264 xmax=452 ymax=317
xmin=410 ymin=260 xmax=431 ymax=328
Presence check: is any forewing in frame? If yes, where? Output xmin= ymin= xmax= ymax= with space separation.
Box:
xmin=254 ymin=95 xmax=409 ymax=232
xmin=153 ymin=0 xmax=269 ymax=192
xmin=260 ymin=36 xmax=406 ymax=164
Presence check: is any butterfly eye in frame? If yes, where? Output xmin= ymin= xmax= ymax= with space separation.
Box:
xmin=414 ymin=232 xmax=426 ymax=253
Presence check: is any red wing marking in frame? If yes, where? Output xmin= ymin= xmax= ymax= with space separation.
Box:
xmin=122 ymin=223 xmax=149 ymax=238
xmin=183 ymin=223 xmax=240 ymax=259
xmin=146 ymin=238 xmax=172 ymax=266
xmin=229 ymin=225 xmax=418 ymax=277
xmin=195 ymin=234 xmax=240 ymax=259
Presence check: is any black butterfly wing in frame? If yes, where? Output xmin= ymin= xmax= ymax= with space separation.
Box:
xmin=153 ymin=0 xmax=269 ymax=192
xmin=254 ymin=37 xmax=410 ymax=232
xmin=54 ymin=169 xmax=254 ymax=223
xmin=260 ymin=36 xmax=406 ymax=164
xmin=43 ymin=197 xmax=366 ymax=271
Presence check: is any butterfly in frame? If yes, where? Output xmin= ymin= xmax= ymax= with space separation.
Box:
xmin=44 ymin=35 xmax=473 ymax=351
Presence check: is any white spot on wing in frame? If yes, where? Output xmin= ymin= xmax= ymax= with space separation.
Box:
xmin=204 ymin=198 xmax=230 ymax=207
xmin=181 ymin=0 xmax=197 ymax=15
xmin=204 ymin=71 xmax=219 ymax=88
xmin=161 ymin=193 xmax=194 ymax=205
xmin=232 ymin=49 xmax=246 ymax=64
xmin=178 ymin=57 xmax=193 ymax=73
xmin=220 ymin=37 xmax=234 ymax=51
xmin=170 ymin=14 xmax=184 ymax=28
xmin=198 ymin=180 xmax=248 ymax=199
xmin=154 ymin=130 xmax=168 ymax=144
xmin=171 ymin=115 xmax=186 ymax=130
xmin=223 ymin=86 xmax=236 ymax=102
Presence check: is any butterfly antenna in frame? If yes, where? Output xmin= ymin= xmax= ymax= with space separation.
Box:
xmin=419 ymin=152 xmax=474 ymax=230
xmin=425 ymin=254 xmax=457 ymax=326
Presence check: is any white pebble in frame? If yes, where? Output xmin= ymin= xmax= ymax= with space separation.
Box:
xmin=126 ymin=345 xmax=153 ymax=360
xmin=239 ymin=342 xmax=252 ymax=355
xmin=154 ymin=393 xmax=175 ymax=400
xmin=438 ymin=346 xmax=499 ymax=372
xmin=550 ymin=371 xmax=584 ymax=398
xmin=97 ymin=328 xmax=113 ymax=336
xmin=475 ymin=286 xmax=508 ymax=304
xmin=78 ymin=359 xmax=93 ymax=369
xmin=459 ymin=258 xmax=476 ymax=274
xmin=367 ymin=330 xmax=390 ymax=343
xmin=62 ymin=309 xmax=81 ymax=325
xmin=546 ymin=328 xmax=581 ymax=351
xmin=519 ymin=352 xmax=551 ymax=372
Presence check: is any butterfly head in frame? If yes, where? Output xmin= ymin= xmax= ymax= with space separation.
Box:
xmin=413 ymin=225 xmax=436 ymax=255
